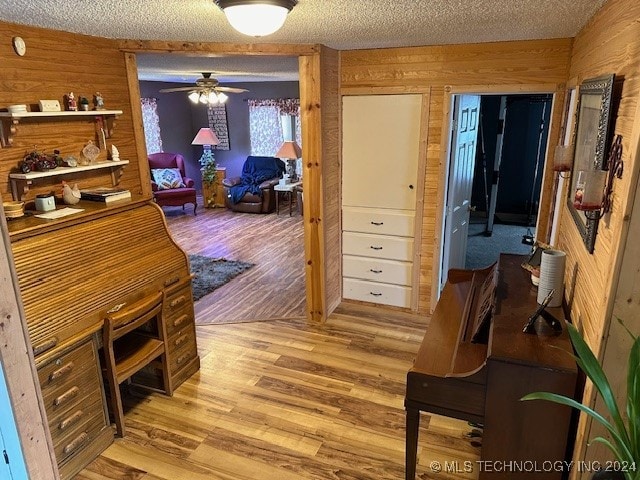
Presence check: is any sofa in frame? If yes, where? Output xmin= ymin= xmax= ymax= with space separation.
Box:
xmin=223 ymin=156 xmax=285 ymax=213
xmin=148 ymin=152 xmax=197 ymax=215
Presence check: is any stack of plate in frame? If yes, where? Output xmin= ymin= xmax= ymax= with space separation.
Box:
xmin=3 ymin=201 xmax=25 ymax=219
xmin=8 ymin=104 xmax=28 ymax=114
xmin=537 ymin=249 xmax=566 ymax=307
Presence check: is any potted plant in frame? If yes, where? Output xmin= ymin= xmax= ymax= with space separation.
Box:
xmin=199 ymin=150 xmax=218 ymax=208
xmin=522 ymin=320 xmax=639 ymax=480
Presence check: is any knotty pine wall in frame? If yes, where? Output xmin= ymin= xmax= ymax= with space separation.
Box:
xmin=0 ymin=21 xmax=144 ymax=203
xmin=340 ymin=39 xmax=573 ymax=313
xmin=557 ymin=0 xmax=640 ymax=475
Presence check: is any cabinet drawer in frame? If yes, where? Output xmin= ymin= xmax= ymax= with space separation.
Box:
xmin=343 ymin=255 xmax=413 ymax=286
xmin=343 ymin=278 xmax=412 ymax=308
xmin=168 ymin=331 xmax=198 ymax=375
xmin=343 ymin=232 xmax=414 ymax=261
xmin=343 ymin=207 xmax=414 ymax=237
xmin=38 ymin=341 xmax=95 ymax=394
xmin=53 ymin=404 xmax=108 ymax=464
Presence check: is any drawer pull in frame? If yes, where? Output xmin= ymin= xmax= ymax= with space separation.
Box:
xmin=173 ymin=314 xmax=189 ymax=328
xmin=33 ymin=337 xmax=58 ymax=356
xmin=164 ymin=276 xmax=180 ymax=287
xmin=54 ymin=386 xmax=80 ymax=406
xmin=174 ymin=334 xmax=189 ymax=348
xmin=59 ymin=409 xmax=84 ymax=431
xmin=50 ymin=362 xmax=74 ymax=382
xmin=170 ymin=295 xmax=187 ymax=308
xmin=370 ymin=269 xmax=382 ymax=274
xmin=370 ymin=246 xmax=383 ymax=250
xmin=176 ymin=353 xmax=191 ymax=366
xmin=63 ymin=431 xmax=88 ymax=455
xmin=370 ymin=221 xmax=384 ymax=226
xmin=369 ymin=292 xmax=383 ymax=297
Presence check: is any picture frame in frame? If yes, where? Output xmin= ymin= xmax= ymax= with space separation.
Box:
xmin=566 ymin=74 xmax=615 ymax=254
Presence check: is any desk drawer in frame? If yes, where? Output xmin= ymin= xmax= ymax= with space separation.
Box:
xmin=343 ymin=255 xmax=413 ymax=286
xmin=343 ymin=207 xmax=414 ymax=237
xmin=343 ymin=232 xmax=413 ymax=261
xmin=164 ymin=285 xmax=194 ymax=337
xmin=343 ymin=278 xmax=411 ymax=308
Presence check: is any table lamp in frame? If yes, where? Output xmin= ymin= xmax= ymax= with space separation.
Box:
xmin=276 ymin=140 xmax=302 ymax=184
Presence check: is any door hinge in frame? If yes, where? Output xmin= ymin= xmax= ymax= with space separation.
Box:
xmin=3 ymin=449 xmax=8 ymax=465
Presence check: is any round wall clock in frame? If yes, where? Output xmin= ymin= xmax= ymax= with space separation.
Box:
xmin=12 ymin=37 xmax=26 ymax=56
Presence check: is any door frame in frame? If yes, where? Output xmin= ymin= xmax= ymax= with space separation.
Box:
xmin=432 ymin=83 xmax=564 ymax=308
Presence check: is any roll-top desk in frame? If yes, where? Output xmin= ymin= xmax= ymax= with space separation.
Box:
xmin=9 ymin=200 xmax=199 ymax=479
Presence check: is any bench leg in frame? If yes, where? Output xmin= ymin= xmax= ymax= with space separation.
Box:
xmin=406 ymin=406 xmax=420 ymax=480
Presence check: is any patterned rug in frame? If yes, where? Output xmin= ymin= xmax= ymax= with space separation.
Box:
xmin=188 ymin=255 xmax=254 ymax=301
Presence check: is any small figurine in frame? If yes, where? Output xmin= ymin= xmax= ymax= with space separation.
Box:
xmin=94 ymin=92 xmax=104 ymax=110
xmin=66 ymin=92 xmax=77 ymax=111
xmin=110 ymin=144 xmax=120 ymax=161
xmin=79 ymin=97 xmax=90 ymax=111
xmin=61 ymin=181 xmax=81 ymax=205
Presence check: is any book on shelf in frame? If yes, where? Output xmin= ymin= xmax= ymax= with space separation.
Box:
xmin=80 ymin=187 xmax=131 ymax=204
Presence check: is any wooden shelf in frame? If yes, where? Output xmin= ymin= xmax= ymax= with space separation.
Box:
xmin=0 ymin=110 xmax=122 ymax=147
xmin=9 ymin=160 xmax=129 ymax=201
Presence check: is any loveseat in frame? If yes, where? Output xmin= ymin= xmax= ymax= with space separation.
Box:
xmin=223 ymin=156 xmax=285 ymax=213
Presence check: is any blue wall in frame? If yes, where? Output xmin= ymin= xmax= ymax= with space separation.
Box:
xmin=140 ymin=81 xmax=299 ymax=191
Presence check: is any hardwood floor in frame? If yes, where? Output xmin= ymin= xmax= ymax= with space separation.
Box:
xmin=76 ymin=303 xmax=480 ymax=480
xmin=162 ymin=201 xmax=306 ymax=324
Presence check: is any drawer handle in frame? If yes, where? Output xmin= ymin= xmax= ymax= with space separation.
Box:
xmin=164 ymin=276 xmax=180 ymax=287
xmin=173 ymin=314 xmax=189 ymax=328
xmin=176 ymin=353 xmax=191 ymax=366
xmin=370 ymin=221 xmax=384 ymax=226
xmin=50 ymin=362 xmax=74 ymax=382
xmin=170 ymin=295 xmax=187 ymax=308
xmin=370 ymin=269 xmax=382 ymax=274
xmin=63 ymin=431 xmax=88 ymax=455
xmin=370 ymin=246 xmax=383 ymax=250
xmin=174 ymin=334 xmax=189 ymax=348
xmin=369 ymin=292 xmax=383 ymax=297
xmin=59 ymin=409 xmax=84 ymax=431
xmin=54 ymin=386 xmax=80 ymax=406
xmin=33 ymin=337 xmax=58 ymax=356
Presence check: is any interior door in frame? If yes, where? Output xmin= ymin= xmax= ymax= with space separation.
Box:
xmin=442 ymin=94 xmax=481 ymax=286
xmin=0 ymin=363 xmax=28 ymax=479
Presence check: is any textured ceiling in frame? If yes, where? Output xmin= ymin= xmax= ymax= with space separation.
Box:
xmin=1 ymin=0 xmax=607 ymax=83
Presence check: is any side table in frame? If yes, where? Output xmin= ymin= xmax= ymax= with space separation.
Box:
xmin=274 ymin=181 xmax=302 ymax=216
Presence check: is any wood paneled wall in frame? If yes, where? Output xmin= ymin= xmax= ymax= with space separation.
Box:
xmin=0 ymin=21 xmax=144 ymax=202
xmin=557 ymin=0 xmax=640 ymax=475
xmin=340 ymin=39 xmax=573 ymax=312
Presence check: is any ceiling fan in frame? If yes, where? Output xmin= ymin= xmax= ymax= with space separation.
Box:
xmin=159 ymin=73 xmax=248 ymax=105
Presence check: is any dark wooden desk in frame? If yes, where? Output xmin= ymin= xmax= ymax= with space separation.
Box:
xmin=405 ymin=254 xmax=577 ymax=479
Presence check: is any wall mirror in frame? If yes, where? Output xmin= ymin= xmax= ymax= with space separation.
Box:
xmin=567 ymin=74 xmax=615 ymax=254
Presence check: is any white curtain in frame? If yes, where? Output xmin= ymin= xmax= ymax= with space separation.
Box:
xmin=141 ymin=98 xmax=163 ymax=154
xmin=248 ymin=98 xmax=301 ymax=156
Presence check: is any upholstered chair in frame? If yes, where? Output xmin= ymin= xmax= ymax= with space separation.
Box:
xmin=148 ymin=153 xmax=197 ymax=215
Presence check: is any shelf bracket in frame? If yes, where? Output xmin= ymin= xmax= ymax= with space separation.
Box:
xmin=0 ymin=118 xmax=18 ymax=147
xmin=11 ymin=179 xmax=31 ymax=201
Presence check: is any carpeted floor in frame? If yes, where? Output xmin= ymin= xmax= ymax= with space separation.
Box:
xmin=465 ymin=221 xmax=534 ymax=269
xmin=188 ymin=254 xmax=254 ymax=302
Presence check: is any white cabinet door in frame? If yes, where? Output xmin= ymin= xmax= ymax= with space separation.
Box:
xmin=342 ymin=95 xmax=422 ymax=210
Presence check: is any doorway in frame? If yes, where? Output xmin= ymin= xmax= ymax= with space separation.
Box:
xmin=441 ymin=92 xmax=553 ymax=287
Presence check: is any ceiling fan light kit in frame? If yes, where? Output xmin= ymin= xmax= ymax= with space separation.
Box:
xmin=215 ymin=0 xmax=297 ymax=37
xmin=160 ymin=73 xmax=248 ymax=104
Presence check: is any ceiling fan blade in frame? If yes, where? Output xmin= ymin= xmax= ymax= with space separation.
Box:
xmin=215 ymin=86 xmax=249 ymax=94
xmin=159 ymin=87 xmax=198 ymax=93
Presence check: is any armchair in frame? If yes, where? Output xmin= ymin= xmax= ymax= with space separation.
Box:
xmin=148 ymin=153 xmax=197 ymax=215
xmin=222 ymin=156 xmax=285 ymax=213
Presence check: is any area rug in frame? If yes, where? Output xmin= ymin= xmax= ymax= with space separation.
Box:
xmin=188 ymin=254 xmax=254 ymax=301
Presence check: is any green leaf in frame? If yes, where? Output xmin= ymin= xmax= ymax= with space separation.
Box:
xmin=627 ymin=336 xmax=640 ymax=461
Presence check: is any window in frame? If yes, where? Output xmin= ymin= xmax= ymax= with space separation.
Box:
xmin=248 ymin=98 xmax=301 ymax=156
xmin=141 ymin=98 xmax=163 ymax=154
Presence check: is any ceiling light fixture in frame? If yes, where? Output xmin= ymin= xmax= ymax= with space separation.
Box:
xmin=215 ymin=0 xmax=297 ymax=37
xmin=189 ymin=89 xmax=229 ymax=105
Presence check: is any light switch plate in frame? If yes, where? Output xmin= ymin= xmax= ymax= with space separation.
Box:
xmin=39 ymin=100 xmax=61 ymax=112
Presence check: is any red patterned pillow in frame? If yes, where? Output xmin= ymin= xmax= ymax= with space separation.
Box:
xmin=151 ymin=168 xmax=186 ymax=190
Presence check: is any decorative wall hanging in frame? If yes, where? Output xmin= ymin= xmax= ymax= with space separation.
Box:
xmin=207 ymin=105 xmax=230 ymax=151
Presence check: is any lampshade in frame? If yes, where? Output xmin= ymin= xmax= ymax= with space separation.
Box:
xmin=191 ymin=128 xmax=220 ymax=146
xmin=216 ymin=0 xmax=297 ymax=37
xmin=276 ymin=140 xmax=301 ymax=159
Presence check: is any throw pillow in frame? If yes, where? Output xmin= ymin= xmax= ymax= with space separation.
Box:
xmin=151 ymin=168 xmax=186 ymax=190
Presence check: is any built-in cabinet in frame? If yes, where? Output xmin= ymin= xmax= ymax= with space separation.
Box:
xmin=341 ymin=94 xmax=423 ymax=309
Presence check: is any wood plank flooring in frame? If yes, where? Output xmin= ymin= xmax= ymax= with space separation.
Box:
xmin=76 ymin=303 xmax=480 ymax=480
xmin=162 ymin=202 xmax=306 ymax=324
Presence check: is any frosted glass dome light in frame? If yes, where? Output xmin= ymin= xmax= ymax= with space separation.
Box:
xmin=216 ymin=0 xmax=296 ymax=37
